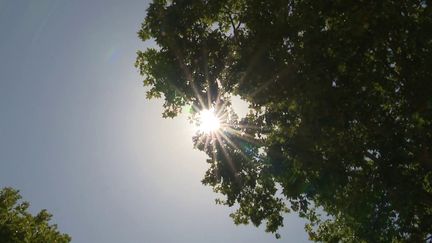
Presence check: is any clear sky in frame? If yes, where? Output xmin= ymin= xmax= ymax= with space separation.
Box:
xmin=0 ymin=1 xmax=309 ymax=242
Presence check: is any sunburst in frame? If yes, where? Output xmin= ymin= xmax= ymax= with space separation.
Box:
xmin=197 ymin=108 xmax=221 ymax=133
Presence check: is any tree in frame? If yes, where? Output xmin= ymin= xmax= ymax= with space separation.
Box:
xmin=136 ymin=0 xmax=432 ymax=241
xmin=0 ymin=187 xmax=71 ymax=243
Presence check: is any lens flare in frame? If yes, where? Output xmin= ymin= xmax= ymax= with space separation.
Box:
xmin=198 ymin=108 xmax=220 ymax=133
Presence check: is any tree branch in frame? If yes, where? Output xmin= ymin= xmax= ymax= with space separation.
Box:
xmin=222 ymin=5 xmax=240 ymax=42
xmin=365 ymin=151 xmax=379 ymax=163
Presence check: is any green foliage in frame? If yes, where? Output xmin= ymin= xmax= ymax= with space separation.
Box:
xmin=0 ymin=187 xmax=71 ymax=243
xmin=136 ymin=0 xmax=432 ymax=241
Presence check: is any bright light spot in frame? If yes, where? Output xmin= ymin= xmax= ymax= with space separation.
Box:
xmin=231 ymin=95 xmax=250 ymax=118
xmin=198 ymin=108 xmax=220 ymax=133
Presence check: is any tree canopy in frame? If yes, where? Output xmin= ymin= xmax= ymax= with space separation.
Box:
xmin=136 ymin=0 xmax=432 ymax=241
xmin=0 ymin=187 xmax=71 ymax=243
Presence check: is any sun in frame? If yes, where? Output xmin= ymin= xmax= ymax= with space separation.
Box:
xmin=197 ymin=108 xmax=221 ymax=133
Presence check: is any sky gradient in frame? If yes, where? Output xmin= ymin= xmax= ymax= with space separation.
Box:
xmin=0 ymin=1 xmax=309 ymax=242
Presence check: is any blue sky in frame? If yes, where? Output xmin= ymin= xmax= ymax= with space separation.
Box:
xmin=0 ymin=1 xmax=309 ymax=242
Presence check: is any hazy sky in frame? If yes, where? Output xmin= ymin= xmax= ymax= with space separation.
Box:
xmin=0 ymin=1 xmax=309 ymax=242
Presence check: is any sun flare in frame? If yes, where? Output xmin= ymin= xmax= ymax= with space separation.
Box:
xmin=198 ymin=108 xmax=221 ymax=133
